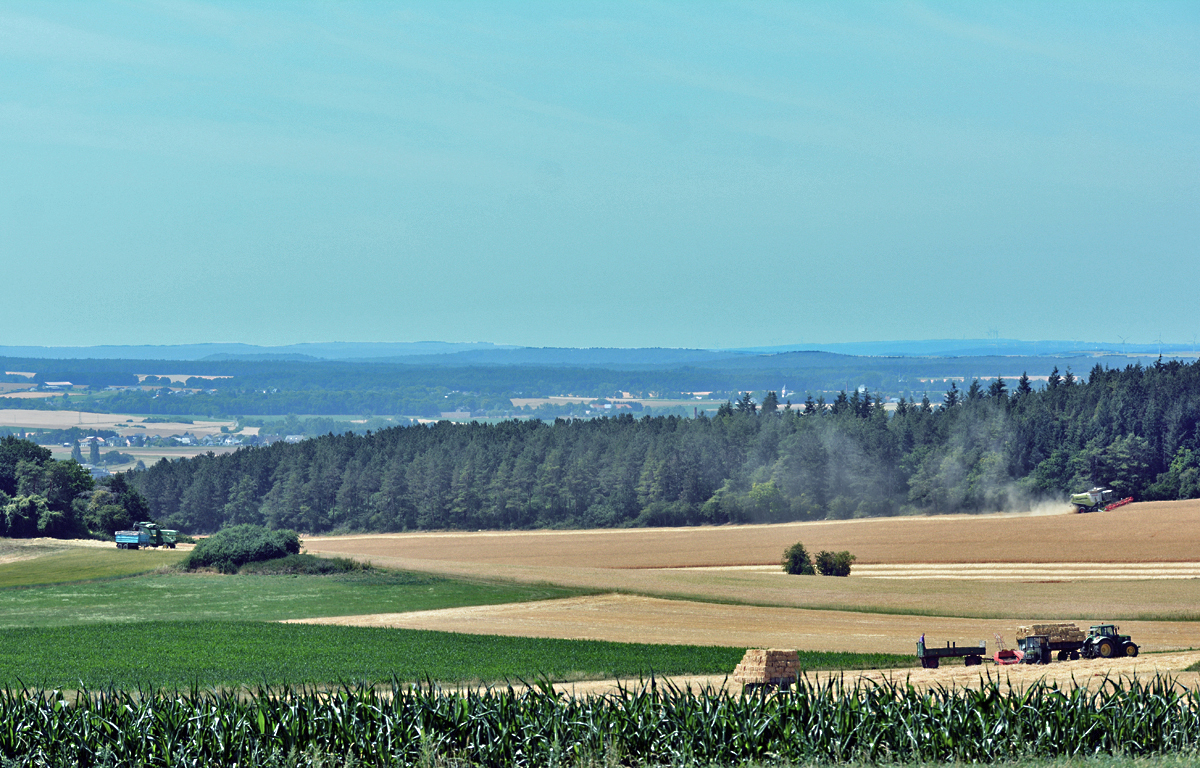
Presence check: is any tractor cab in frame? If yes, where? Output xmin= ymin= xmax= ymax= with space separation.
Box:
xmin=1082 ymin=624 xmax=1138 ymax=659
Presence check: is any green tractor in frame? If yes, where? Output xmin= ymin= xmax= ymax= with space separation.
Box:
xmin=1081 ymin=624 xmax=1138 ymax=659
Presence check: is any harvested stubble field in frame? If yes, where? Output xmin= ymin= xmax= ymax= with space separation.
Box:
xmin=555 ymin=650 xmax=1200 ymax=697
xmin=306 ymin=499 xmax=1200 ymax=567
xmin=285 ymin=593 xmax=1200 ymax=655
xmin=302 ymin=500 xmax=1200 ymax=687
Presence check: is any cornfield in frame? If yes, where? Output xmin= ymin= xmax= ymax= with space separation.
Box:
xmin=0 ymin=674 xmax=1196 ymax=767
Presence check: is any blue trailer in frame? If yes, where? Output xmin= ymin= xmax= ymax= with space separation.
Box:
xmin=115 ymin=522 xmax=177 ymax=549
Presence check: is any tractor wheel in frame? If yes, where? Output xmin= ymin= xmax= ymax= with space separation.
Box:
xmin=1125 ymin=643 xmax=1139 ymax=657
xmin=1057 ymin=650 xmax=1069 ymax=662
xmin=1097 ymin=639 xmax=1115 ymax=658
xmin=1070 ymin=651 xmax=1080 ymax=660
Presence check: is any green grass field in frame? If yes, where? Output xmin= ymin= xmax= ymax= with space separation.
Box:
xmin=0 ymin=546 xmax=184 ymax=588
xmin=0 ymin=621 xmax=909 ymax=689
xmin=0 ymin=569 xmax=588 ymax=627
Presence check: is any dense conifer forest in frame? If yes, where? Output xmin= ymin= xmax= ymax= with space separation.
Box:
xmin=128 ymin=359 xmax=1200 ymax=534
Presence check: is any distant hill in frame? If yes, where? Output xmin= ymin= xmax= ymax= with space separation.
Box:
xmin=0 ymin=342 xmax=518 ymax=362
xmin=0 ymin=339 xmax=1192 ymax=364
xmin=735 ymin=339 xmax=1191 ymax=358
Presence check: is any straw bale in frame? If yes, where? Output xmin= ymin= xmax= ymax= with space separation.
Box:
xmin=1017 ymin=623 xmax=1083 ymax=642
xmin=732 ymin=648 xmax=800 ymax=685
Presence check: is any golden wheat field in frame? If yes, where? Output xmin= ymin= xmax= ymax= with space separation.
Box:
xmin=307 ymin=500 xmax=1200 ymax=568
xmin=301 ymin=500 xmax=1200 ymax=683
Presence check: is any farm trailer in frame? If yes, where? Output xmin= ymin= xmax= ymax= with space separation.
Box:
xmin=115 ymin=522 xmax=178 ymax=550
xmin=916 ymin=639 xmax=986 ymax=669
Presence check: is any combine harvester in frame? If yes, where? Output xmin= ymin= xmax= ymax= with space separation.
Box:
xmin=1070 ymin=487 xmax=1133 ymax=514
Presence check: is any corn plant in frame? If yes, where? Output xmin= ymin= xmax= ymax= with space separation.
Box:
xmin=0 ymin=673 xmax=1195 ymax=766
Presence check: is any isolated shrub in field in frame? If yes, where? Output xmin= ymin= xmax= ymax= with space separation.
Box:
xmin=781 ymin=541 xmax=815 ymax=575
xmin=815 ymin=549 xmax=856 ymax=576
xmin=239 ymin=553 xmax=367 ymax=575
xmin=182 ymin=524 xmax=300 ymax=574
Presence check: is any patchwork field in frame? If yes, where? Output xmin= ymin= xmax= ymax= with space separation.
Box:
xmin=3 ymin=501 xmax=1196 ymax=690
xmin=302 ymin=500 xmax=1200 ymax=687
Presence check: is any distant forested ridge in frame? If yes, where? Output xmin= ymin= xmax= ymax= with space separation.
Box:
xmin=0 ymin=351 xmax=1169 ymax=420
xmin=128 ymin=359 xmax=1200 ymax=534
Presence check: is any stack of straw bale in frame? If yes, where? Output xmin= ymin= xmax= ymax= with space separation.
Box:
xmin=1016 ymin=623 xmax=1085 ymax=642
xmin=732 ymin=648 xmax=800 ymax=687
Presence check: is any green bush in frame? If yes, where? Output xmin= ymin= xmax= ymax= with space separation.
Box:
xmin=238 ymin=553 xmax=367 ymax=575
xmin=182 ymin=524 xmax=300 ymax=574
xmin=815 ymin=549 xmax=856 ymax=576
xmin=781 ymin=541 xmax=815 ymax=575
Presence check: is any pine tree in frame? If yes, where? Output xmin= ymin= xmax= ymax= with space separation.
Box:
xmin=1015 ymin=372 xmax=1033 ymax=398
xmin=987 ymin=376 xmax=1007 ymax=399
xmin=943 ymin=382 xmax=960 ymax=408
xmin=832 ymin=390 xmax=850 ymax=415
xmin=761 ymin=391 xmax=779 ymax=414
xmin=966 ymin=379 xmax=983 ymax=401
xmin=859 ymin=390 xmax=873 ymax=418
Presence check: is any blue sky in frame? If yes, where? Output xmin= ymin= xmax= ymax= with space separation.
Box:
xmin=2 ymin=2 xmax=1197 ymax=349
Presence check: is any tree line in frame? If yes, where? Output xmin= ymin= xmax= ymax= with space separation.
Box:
xmin=0 ymin=436 xmax=149 ymax=539
xmin=124 ymin=358 xmax=1200 ymax=534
